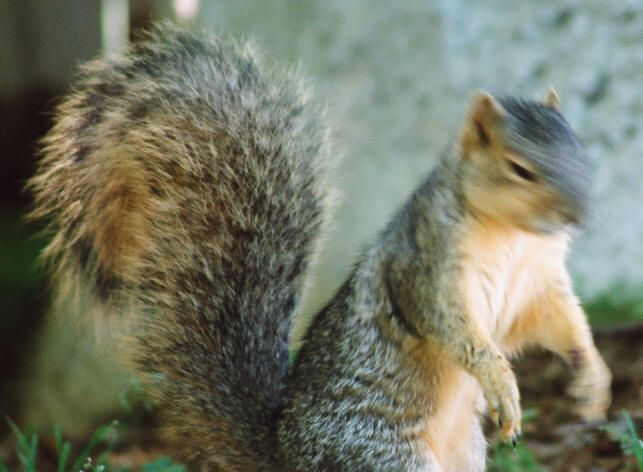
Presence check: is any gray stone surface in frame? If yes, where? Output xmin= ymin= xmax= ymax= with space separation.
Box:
xmin=197 ymin=1 xmax=643 ymax=317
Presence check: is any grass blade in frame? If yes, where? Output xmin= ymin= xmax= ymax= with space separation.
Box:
xmin=58 ymin=442 xmax=71 ymax=472
xmin=70 ymin=422 xmax=114 ymax=472
xmin=54 ymin=424 xmax=71 ymax=472
xmin=6 ymin=418 xmax=37 ymax=472
xmin=28 ymin=434 xmax=38 ymax=471
xmin=623 ymin=410 xmax=643 ymax=470
xmin=54 ymin=424 xmax=63 ymax=453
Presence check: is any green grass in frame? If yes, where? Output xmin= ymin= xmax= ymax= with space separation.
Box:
xmin=584 ymin=284 xmax=643 ymax=326
xmin=1 ymin=418 xmax=124 ymax=472
xmin=601 ymin=410 xmax=643 ymax=471
xmin=487 ymin=441 xmax=544 ymax=472
xmin=624 ymin=410 xmax=643 ymax=471
xmin=0 ymin=418 xmax=186 ymax=472
xmin=487 ymin=408 xmax=544 ymax=472
xmin=3 ymin=419 xmax=38 ymax=472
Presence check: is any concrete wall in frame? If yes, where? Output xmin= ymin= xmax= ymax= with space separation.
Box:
xmin=198 ymin=1 xmax=643 ymax=319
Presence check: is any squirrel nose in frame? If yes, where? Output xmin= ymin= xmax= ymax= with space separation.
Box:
xmin=562 ymin=202 xmax=586 ymax=226
xmin=566 ymin=213 xmax=580 ymax=225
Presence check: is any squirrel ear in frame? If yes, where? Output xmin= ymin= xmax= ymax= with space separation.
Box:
xmin=468 ymin=90 xmax=507 ymax=121
xmin=544 ymin=86 xmax=561 ymax=110
xmin=461 ymin=90 xmax=506 ymax=151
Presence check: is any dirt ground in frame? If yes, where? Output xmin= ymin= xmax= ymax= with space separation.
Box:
xmin=1 ymin=323 xmax=641 ymax=471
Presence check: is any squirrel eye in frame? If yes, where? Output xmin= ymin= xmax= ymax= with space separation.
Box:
xmin=509 ymin=161 xmax=537 ymax=182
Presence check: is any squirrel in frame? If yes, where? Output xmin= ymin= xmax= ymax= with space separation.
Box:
xmin=28 ymin=24 xmax=612 ymax=471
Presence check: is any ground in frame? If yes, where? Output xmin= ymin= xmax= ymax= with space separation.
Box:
xmin=1 ymin=323 xmax=640 ymax=471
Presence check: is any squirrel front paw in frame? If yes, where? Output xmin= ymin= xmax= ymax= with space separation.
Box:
xmin=480 ymin=361 xmax=522 ymax=445
xmin=567 ymin=350 xmax=612 ymax=422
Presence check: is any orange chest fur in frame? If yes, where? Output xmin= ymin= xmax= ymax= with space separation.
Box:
xmin=457 ymin=219 xmax=570 ymax=350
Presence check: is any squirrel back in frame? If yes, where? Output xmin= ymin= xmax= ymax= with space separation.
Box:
xmin=28 ymin=24 xmax=334 ymax=470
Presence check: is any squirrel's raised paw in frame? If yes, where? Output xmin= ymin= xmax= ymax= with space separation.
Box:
xmin=568 ymin=352 xmax=612 ymax=422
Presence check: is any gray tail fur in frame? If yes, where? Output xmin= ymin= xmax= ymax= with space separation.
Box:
xmin=28 ymin=24 xmax=335 ymax=470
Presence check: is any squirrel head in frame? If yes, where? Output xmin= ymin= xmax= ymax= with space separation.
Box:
xmin=458 ymin=88 xmax=590 ymax=234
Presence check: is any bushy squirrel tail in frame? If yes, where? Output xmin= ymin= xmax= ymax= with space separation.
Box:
xmin=28 ymin=24 xmax=335 ymax=470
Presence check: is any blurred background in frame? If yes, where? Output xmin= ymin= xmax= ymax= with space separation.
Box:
xmin=1 ymin=0 xmax=641 ymax=470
